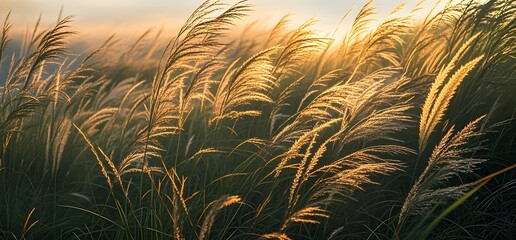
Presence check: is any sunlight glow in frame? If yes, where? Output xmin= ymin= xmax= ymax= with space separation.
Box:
xmin=1 ymin=0 xmax=444 ymax=38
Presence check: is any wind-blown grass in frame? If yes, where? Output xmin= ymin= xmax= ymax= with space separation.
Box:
xmin=0 ymin=0 xmax=514 ymax=239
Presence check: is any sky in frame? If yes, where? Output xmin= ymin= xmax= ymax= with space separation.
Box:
xmin=0 ymin=0 xmax=445 ymax=41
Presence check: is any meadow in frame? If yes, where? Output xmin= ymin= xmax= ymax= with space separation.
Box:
xmin=0 ymin=0 xmax=515 ymax=239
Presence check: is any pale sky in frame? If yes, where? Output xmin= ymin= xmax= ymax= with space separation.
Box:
xmin=0 ymin=0 xmax=444 ymax=40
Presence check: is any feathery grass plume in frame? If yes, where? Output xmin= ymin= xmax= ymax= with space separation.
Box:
xmin=117 ymin=0 xmax=251 ymax=172
xmin=314 ymin=145 xmax=411 ymax=174
xmin=270 ymin=68 xmax=404 ymax=154
xmin=199 ymin=195 xmax=242 ymax=240
xmin=419 ymin=33 xmax=479 ymax=122
xmin=419 ymin=54 xmax=484 ymax=152
xmin=122 ymin=1 xmax=250 ymax=167
xmin=435 ymin=1 xmax=516 ymax=122
xmin=413 ymin=2 xmax=481 ymax=75
xmin=327 ymin=226 xmax=345 ymax=240
xmin=0 ymin=17 xmax=74 ymax=155
xmin=155 ymin=0 xmax=250 ymax=82
xmin=303 ymin=136 xmax=335 ymax=181
xmin=101 ymin=79 xmax=148 ymax=151
xmin=98 ymin=147 xmax=127 ymax=198
xmin=64 ymin=76 xmax=108 ymax=111
xmin=121 ymin=0 xmax=251 ymax=173
xmin=180 ymin=48 xmax=225 ymax=121
xmin=99 ymin=27 xmax=164 ymax=74
xmin=299 ymin=81 xmax=363 ymax=123
xmin=268 ymin=75 xmax=304 ymax=135
xmin=337 ymin=102 xmax=413 ymax=149
xmin=74 ymin=124 xmax=113 ymax=189
xmin=309 ymin=149 xmax=407 ymax=205
xmin=403 ymin=0 xmax=451 ymax=75
xmin=161 ymin=161 xmax=195 ymax=236
xmin=272 ymin=19 xmax=329 ymax=82
xmin=49 ymin=117 xmax=71 ymax=176
xmin=311 ymin=7 xmax=353 ymax=78
xmin=211 ymin=47 xmax=276 ymax=124
xmin=0 ymin=94 xmax=49 ymax=151
xmin=261 ymin=233 xmax=292 ymax=240
xmin=338 ymin=0 xmax=375 ymax=57
xmin=0 ymin=12 xmax=12 ymax=74
xmin=347 ymin=3 xmax=411 ymax=81
xmin=23 ymin=16 xmax=75 ymax=90
xmin=273 ymin=118 xmax=340 ymax=177
xmin=305 ymin=68 xmax=399 ymax=127
xmin=281 ymin=206 xmax=329 ymax=231
xmin=288 ymin=135 xmax=317 ymax=208
xmin=263 ymin=14 xmax=292 ymax=48
xmin=80 ymin=107 xmax=117 ymax=135
xmin=186 ymin=147 xmax=225 ymax=163
xmin=336 ymin=0 xmax=375 ymax=71
xmin=268 ymin=107 xmax=410 ymax=232
xmin=269 ymin=69 xmax=342 ymax=136
xmin=375 ymin=73 xmax=430 ymax=103
xmin=276 ymin=68 xmax=415 ymax=227
xmin=297 ymin=69 xmax=344 ymax=111
xmin=400 ymin=116 xmax=486 ymax=226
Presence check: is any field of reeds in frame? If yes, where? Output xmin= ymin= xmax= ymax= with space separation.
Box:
xmin=0 ymin=0 xmax=515 ymax=239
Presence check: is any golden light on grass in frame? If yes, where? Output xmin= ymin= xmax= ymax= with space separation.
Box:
xmin=0 ymin=0 xmax=514 ymax=239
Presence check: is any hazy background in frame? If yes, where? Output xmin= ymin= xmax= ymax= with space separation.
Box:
xmin=1 ymin=0 xmax=446 ymax=40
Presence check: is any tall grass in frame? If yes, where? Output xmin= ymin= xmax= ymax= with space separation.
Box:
xmin=0 ymin=0 xmax=514 ymax=239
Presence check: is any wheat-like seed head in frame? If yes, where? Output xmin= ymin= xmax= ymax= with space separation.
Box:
xmin=211 ymin=47 xmax=277 ymax=125
xmin=273 ymin=118 xmax=340 ymax=177
xmin=74 ymin=124 xmax=113 ymax=189
xmin=261 ymin=233 xmax=292 ymax=240
xmin=199 ymin=195 xmax=242 ymax=240
xmin=419 ymin=55 xmax=484 ymax=152
xmin=400 ymin=116 xmax=486 ymax=224
xmin=281 ymin=206 xmax=329 ymax=231
xmin=288 ymin=135 xmax=317 ymax=208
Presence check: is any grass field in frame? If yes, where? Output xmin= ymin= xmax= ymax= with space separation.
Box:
xmin=0 ymin=0 xmax=515 ymax=239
